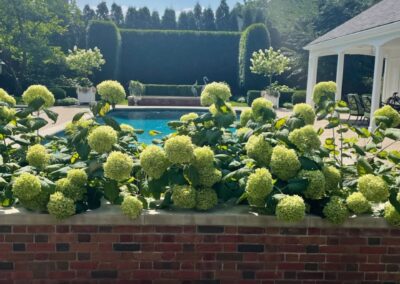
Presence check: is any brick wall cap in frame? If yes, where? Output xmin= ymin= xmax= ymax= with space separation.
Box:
xmin=0 ymin=204 xmax=391 ymax=228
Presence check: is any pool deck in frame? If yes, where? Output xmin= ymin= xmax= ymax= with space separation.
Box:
xmin=39 ymin=105 xmax=400 ymax=151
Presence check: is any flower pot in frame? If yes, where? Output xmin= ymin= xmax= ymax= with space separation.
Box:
xmin=77 ymin=86 xmax=96 ymax=105
xmin=262 ymin=90 xmax=280 ymax=108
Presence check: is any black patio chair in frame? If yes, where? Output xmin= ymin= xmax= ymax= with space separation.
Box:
xmin=386 ymin=92 xmax=400 ymax=112
xmin=361 ymin=94 xmax=371 ymax=124
xmin=347 ymin=93 xmax=365 ymax=124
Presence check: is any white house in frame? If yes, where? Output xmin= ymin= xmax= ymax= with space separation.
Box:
xmin=304 ymin=0 xmax=400 ymax=129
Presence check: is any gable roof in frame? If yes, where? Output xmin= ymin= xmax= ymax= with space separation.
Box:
xmin=307 ymin=0 xmax=400 ymax=47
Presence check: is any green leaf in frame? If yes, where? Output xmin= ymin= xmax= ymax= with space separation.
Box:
xmin=43 ymin=108 xmax=58 ymax=123
xmin=167 ymin=121 xmax=184 ymax=128
xmin=183 ymin=165 xmax=200 ymax=186
xmin=28 ymin=97 xmax=46 ymax=111
xmin=285 ymin=178 xmax=308 ymax=194
xmin=299 ymin=157 xmax=320 ymax=170
xmin=30 ymin=117 xmax=48 ymax=131
xmin=384 ymin=128 xmax=400 ymax=140
xmin=149 ymin=130 xmax=161 ymax=136
xmin=103 ymin=180 xmax=120 ymax=204
xmin=388 ymin=151 xmax=400 ymax=164
xmin=76 ymin=142 xmax=90 ymax=160
xmin=72 ymin=112 xmax=87 ymax=122
xmin=353 ymin=144 xmax=365 ymax=156
xmin=325 ymin=117 xmax=340 ymax=129
xmin=274 ymin=117 xmax=287 ymax=130
xmin=357 ymin=158 xmax=374 ymax=175
xmin=103 ymin=116 xmax=121 ymax=131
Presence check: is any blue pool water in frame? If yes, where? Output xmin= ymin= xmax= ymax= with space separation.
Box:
xmin=109 ymin=109 xmax=207 ymax=144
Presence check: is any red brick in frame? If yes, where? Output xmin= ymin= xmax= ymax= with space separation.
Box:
xmin=155 ymin=244 xmax=181 ymax=251
xmin=155 ymin=226 xmax=182 ymax=233
xmin=113 ymin=226 xmax=141 ymax=233
xmin=70 ymin=261 xmax=98 ymax=270
xmin=27 ymin=226 xmax=54 ymax=233
xmin=12 ymin=226 xmax=26 ymax=233
xmin=26 ymin=243 xmax=54 ymax=252
xmin=360 ymin=264 xmax=385 ymax=272
xmin=277 ymin=263 xmax=304 ymax=270
xmin=360 ymin=246 xmax=387 ymax=254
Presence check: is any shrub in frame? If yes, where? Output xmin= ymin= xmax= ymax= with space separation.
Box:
xmin=103 ymin=151 xmax=134 ymax=181
xmin=239 ymin=24 xmax=270 ymax=92
xmin=88 ymin=125 xmax=118 ymax=153
xmin=246 ymin=90 xmax=261 ymax=106
xmin=55 ymin=97 xmax=79 ymax=106
xmin=279 ymin=90 xmax=294 ymax=107
xmin=144 ymin=84 xmax=202 ymax=97
xmin=276 ymin=195 xmax=306 ymax=223
xmin=246 ymin=168 xmax=273 ymax=208
xmin=22 ymin=85 xmax=55 ymax=107
xmin=121 ymin=196 xmax=143 ymax=219
xmin=49 ymin=87 xmax=67 ymax=100
xmin=292 ymin=90 xmax=306 ymax=105
xmin=313 ymin=81 xmax=336 ymax=104
xmin=96 ymin=80 xmax=126 ymax=106
xmin=87 ymin=20 xmax=121 ymax=81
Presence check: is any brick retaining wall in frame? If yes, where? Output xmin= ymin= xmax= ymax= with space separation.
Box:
xmin=0 ymin=207 xmax=399 ymax=283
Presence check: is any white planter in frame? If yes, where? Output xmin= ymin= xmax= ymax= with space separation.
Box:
xmin=77 ymin=86 xmax=96 ymax=105
xmin=261 ymin=91 xmax=280 ymax=108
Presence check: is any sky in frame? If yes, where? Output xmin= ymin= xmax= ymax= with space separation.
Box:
xmin=76 ymin=0 xmax=242 ymax=13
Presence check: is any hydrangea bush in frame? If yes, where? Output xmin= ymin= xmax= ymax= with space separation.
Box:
xmin=2 ymin=80 xmax=400 ymax=228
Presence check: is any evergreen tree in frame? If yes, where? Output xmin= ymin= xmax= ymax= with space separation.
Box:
xmin=110 ymin=3 xmax=124 ymax=26
xmin=242 ymin=7 xmax=254 ymax=29
xmin=178 ymin=11 xmax=190 ymax=30
xmin=137 ymin=7 xmax=151 ymax=29
xmin=186 ymin=11 xmax=197 ymax=30
xmin=96 ymin=1 xmax=109 ymax=20
xmin=201 ymin=7 xmax=216 ymax=31
xmin=216 ymin=0 xmax=230 ymax=31
xmin=161 ymin=8 xmax=176 ymax=30
xmin=151 ymin=11 xmax=161 ymax=29
xmin=83 ymin=4 xmax=96 ymax=24
xmin=228 ymin=6 xmax=240 ymax=31
xmin=125 ymin=7 xmax=138 ymax=28
xmin=193 ymin=3 xmax=203 ymax=30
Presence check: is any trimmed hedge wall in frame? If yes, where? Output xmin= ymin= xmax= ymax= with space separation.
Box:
xmin=246 ymin=90 xmax=262 ymax=106
xmin=292 ymin=90 xmax=306 ymax=105
xmin=144 ymin=84 xmax=203 ymax=97
xmin=119 ymin=29 xmax=241 ymax=92
xmin=239 ymin=24 xmax=270 ymax=94
xmin=87 ymin=21 xmax=121 ymax=82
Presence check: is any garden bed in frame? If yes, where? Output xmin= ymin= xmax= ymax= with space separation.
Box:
xmin=0 ymin=206 xmax=399 ymax=283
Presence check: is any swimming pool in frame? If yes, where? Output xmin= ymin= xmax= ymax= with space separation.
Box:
xmin=109 ymin=108 xmax=207 ymax=143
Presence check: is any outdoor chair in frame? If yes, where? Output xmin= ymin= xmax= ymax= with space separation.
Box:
xmin=361 ymin=94 xmax=371 ymax=124
xmin=386 ymin=92 xmax=400 ymax=112
xmin=347 ymin=93 xmax=365 ymax=124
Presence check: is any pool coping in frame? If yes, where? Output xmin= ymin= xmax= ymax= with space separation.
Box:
xmin=0 ymin=204 xmax=391 ymax=228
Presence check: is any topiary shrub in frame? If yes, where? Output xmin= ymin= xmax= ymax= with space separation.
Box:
xmin=246 ymin=90 xmax=261 ymax=106
xmin=292 ymin=90 xmax=306 ymax=105
xmin=239 ymin=24 xmax=270 ymax=93
xmin=55 ymin=97 xmax=79 ymax=106
xmin=49 ymin=87 xmax=67 ymax=100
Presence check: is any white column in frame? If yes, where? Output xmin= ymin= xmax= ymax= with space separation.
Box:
xmin=369 ymin=45 xmax=385 ymax=130
xmin=335 ymin=51 xmax=345 ymax=101
xmin=306 ymin=53 xmax=319 ymax=105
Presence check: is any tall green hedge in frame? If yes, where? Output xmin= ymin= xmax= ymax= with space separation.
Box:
xmin=238 ymin=24 xmax=270 ymax=94
xmin=119 ymin=29 xmax=241 ymax=92
xmin=87 ymin=20 xmax=121 ymax=82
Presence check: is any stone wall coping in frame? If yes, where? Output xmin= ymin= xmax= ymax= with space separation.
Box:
xmin=0 ymin=205 xmax=391 ymax=228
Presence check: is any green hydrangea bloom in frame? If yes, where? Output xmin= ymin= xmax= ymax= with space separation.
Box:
xmin=65 ymin=118 xmax=93 ymax=135
xmin=323 ymin=196 xmax=349 ymax=224
xmin=288 ymin=125 xmax=321 ymax=152
xmin=26 ymin=144 xmax=50 ymax=169
xmin=237 ymin=127 xmax=252 ymax=139
xmin=200 ymin=82 xmax=231 ymax=106
xmin=384 ymin=203 xmax=400 ymax=227
xmin=180 ymin=112 xmax=199 ymax=122
xmin=104 ymin=151 xmax=134 ymax=181
xmin=346 ymin=192 xmax=371 ymax=214
xmin=240 ymin=108 xmax=253 ymax=127
xmin=298 ymin=170 xmax=326 ymax=200
xmin=276 ymin=195 xmax=306 ymax=223
xmin=22 ymin=85 xmax=55 ymax=107
xmin=19 ymin=190 xmax=50 ymax=212
xmin=0 ymin=106 xmax=16 ymax=121
xmin=172 ymin=185 xmax=196 ymax=209
xmin=97 ymin=80 xmax=126 ymax=105
xmin=67 ymin=169 xmax=87 ymax=187
xmin=245 ymin=135 xmax=272 ymax=167
xmin=358 ymin=174 xmax=389 ymax=203
xmin=293 ymin=103 xmax=316 ymax=125
xmin=313 ymin=81 xmax=336 ymax=104
xmin=193 ymin=146 xmax=214 ymax=169
xmin=374 ymin=105 xmax=400 ymax=128
xmin=270 ymin=145 xmax=301 ymax=180
xmin=323 ymin=166 xmax=341 ymax=192
xmin=88 ymin=126 xmax=117 ymax=153
xmin=164 ymin=135 xmax=194 ymax=164
xmin=121 ymin=196 xmax=143 ymax=219
xmin=55 ymin=178 xmax=85 ymax=202
xmin=198 ymin=167 xmax=222 ymax=187
xmin=120 ymin=124 xmax=134 ymax=133
xmin=47 ymin=192 xmax=75 ymax=219
xmin=209 ymin=103 xmax=236 ymax=128
xmin=12 ymin=173 xmax=41 ymax=201
xmin=140 ymin=145 xmax=170 ymax=179
xmin=251 ymin=97 xmax=275 ymax=122
xmin=0 ymin=88 xmax=16 ymax=106
xmin=196 ymin=188 xmax=218 ymax=211
xmin=246 ymin=168 xmax=273 ymax=208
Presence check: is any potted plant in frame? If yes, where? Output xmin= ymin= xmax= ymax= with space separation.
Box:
xmin=65 ymin=46 xmax=105 ymax=105
xmin=250 ymin=47 xmax=291 ymax=108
